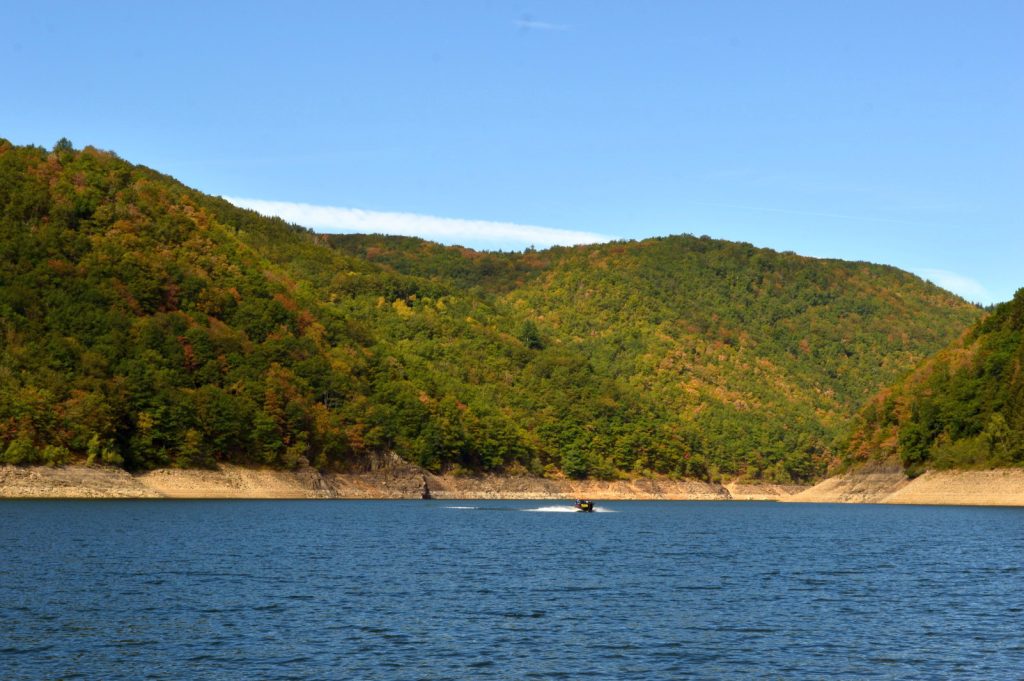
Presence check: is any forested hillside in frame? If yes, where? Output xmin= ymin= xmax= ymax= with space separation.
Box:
xmin=842 ymin=289 xmax=1024 ymax=475
xmin=331 ymin=234 xmax=982 ymax=480
xmin=0 ymin=139 xmax=982 ymax=481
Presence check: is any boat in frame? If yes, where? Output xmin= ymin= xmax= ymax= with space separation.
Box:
xmin=574 ymin=499 xmax=595 ymax=512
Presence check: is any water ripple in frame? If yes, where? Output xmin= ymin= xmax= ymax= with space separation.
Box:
xmin=2 ymin=499 xmax=1023 ymax=680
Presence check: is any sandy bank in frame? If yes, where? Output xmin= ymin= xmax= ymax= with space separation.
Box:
xmin=725 ymin=481 xmax=809 ymax=501
xmin=1 ymin=463 xmax=741 ymax=500
xmin=784 ymin=464 xmax=910 ymax=504
xmin=5 ymin=463 xmax=1021 ymax=505
xmin=412 ymin=474 xmax=733 ymax=501
xmin=785 ymin=465 xmax=1024 ymax=506
xmin=881 ymin=469 xmax=1024 ymax=506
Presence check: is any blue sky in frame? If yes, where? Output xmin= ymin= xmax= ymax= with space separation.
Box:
xmin=4 ymin=1 xmax=1021 ymax=304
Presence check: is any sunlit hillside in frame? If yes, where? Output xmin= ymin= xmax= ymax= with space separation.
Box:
xmin=0 ymin=139 xmax=982 ymax=481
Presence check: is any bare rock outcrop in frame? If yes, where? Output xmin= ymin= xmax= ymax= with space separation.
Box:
xmin=0 ymin=464 xmax=159 ymax=498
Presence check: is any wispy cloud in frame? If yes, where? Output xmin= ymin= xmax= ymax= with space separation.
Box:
xmin=224 ymin=197 xmax=611 ymax=251
xmin=912 ymin=268 xmax=991 ymax=303
xmin=515 ymin=16 xmax=570 ymax=31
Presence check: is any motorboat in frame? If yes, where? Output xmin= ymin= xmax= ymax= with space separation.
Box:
xmin=574 ymin=499 xmax=595 ymax=512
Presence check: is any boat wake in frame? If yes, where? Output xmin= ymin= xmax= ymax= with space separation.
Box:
xmin=523 ymin=505 xmax=578 ymax=513
xmin=445 ymin=504 xmax=616 ymax=513
xmin=523 ymin=505 xmax=616 ymax=513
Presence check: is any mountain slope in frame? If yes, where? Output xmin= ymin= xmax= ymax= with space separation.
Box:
xmin=0 ymin=139 xmax=381 ymax=471
xmin=0 ymin=139 xmax=984 ymax=481
xmin=331 ymin=233 xmax=982 ymax=480
xmin=842 ymin=288 xmax=1024 ymax=474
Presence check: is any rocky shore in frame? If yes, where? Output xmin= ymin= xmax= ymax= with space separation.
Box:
xmin=2 ymin=460 xmax=1023 ymax=505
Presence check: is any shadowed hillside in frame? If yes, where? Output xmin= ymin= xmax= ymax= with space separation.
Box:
xmin=842 ymin=288 xmax=1023 ymax=475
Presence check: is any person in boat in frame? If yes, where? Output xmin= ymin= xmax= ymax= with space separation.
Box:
xmin=575 ymin=499 xmax=595 ymax=512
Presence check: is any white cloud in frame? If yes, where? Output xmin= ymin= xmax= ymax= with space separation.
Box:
xmin=912 ymin=268 xmax=991 ymax=303
xmin=224 ymin=197 xmax=611 ymax=251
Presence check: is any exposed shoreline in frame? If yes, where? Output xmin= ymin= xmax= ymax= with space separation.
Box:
xmin=3 ymin=462 xmax=1023 ymax=505
xmin=785 ymin=464 xmax=1024 ymax=506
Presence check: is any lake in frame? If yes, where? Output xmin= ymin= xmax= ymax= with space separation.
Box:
xmin=2 ymin=500 xmax=1022 ymax=680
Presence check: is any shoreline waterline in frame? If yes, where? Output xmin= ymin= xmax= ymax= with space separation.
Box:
xmin=2 ymin=463 xmax=1023 ymax=506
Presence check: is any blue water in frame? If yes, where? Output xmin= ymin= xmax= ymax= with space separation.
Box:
xmin=2 ymin=500 xmax=1023 ymax=680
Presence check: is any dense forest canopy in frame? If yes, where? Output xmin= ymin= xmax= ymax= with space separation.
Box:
xmin=842 ymin=288 xmax=1024 ymax=475
xmin=0 ymin=138 xmax=984 ymax=481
